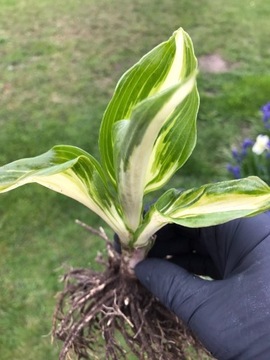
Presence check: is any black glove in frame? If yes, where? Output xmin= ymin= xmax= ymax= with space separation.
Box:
xmin=135 ymin=213 xmax=270 ymax=360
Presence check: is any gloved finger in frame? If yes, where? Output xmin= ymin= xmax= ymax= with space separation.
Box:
xmin=147 ymin=223 xmax=215 ymax=274
xmin=135 ymin=258 xmax=212 ymax=324
xmin=197 ymin=213 xmax=270 ymax=278
xmin=148 ymin=235 xmax=192 ymax=258
xmin=114 ymin=227 xmax=201 ymax=258
xmin=168 ymin=254 xmax=221 ymax=279
xmin=154 ymin=223 xmax=200 ymax=246
xmin=148 ymin=223 xmax=206 ymax=258
xmin=114 ymin=230 xmax=196 ymax=258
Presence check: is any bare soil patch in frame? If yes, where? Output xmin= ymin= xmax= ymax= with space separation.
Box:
xmin=198 ymin=53 xmax=235 ymax=73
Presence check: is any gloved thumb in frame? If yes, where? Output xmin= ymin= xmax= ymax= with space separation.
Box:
xmin=135 ymin=258 xmax=211 ymax=324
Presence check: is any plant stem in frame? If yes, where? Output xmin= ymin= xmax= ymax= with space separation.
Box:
xmin=121 ymin=247 xmax=149 ymax=277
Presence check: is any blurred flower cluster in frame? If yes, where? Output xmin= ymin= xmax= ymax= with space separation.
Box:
xmin=227 ymin=102 xmax=270 ymax=184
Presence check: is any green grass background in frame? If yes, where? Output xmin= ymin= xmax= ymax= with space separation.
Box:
xmin=0 ymin=0 xmax=270 ymax=359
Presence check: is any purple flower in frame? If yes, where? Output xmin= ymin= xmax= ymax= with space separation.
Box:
xmin=261 ymin=102 xmax=270 ymax=127
xmin=242 ymin=138 xmax=254 ymax=150
xmin=227 ymin=164 xmax=241 ymax=179
xmin=231 ymin=139 xmax=253 ymax=164
xmin=231 ymin=148 xmax=240 ymax=161
xmin=240 ymin=138 xmax=254 ymax=157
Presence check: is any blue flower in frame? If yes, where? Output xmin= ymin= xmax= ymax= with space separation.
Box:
xmin=241 ymin=138 xmax=254 ymax=157
xmin=231 ymin=139 xmax=253 ymax=165
xmin=227 ymin=164 xmax=241 ymax=179
xmin=242 ymin=138 xmax=254 ymax=150
xmin=231 ymin=148 xmax=241 ymax=162
xmin=227 ymin=103 xmax=270 ymax=185
xmin=261 ymin=102 xmax=270 ymax=127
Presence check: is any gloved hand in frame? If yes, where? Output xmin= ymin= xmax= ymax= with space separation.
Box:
xmin=135 ymin=213 xmax=270 ymax=360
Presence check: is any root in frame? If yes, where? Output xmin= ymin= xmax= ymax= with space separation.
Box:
xmin=52 ymin=240 xmax=210 ymax=360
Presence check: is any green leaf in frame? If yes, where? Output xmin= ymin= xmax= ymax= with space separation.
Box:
xmin=0 ymin=145 xmax=129 ymax=240
xmin=114 ymin=73 xmax=197 ymax=231
xmin=135 ymin=177 xmax=270 ymax=246
xmin=99 ymin=28 xmax=197 ymax=186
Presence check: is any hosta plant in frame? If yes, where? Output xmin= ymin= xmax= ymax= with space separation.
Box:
xmin=1 ymin=28 xmax=270 ymax=360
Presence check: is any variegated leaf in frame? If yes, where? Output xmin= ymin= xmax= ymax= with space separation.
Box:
xmin=114 ymin=73 xmax=197 ymax=231
xmin=145 ymin=86 xmax=199 ymax=192
xmin=134 ymin=176 xmax=270 ymax=246
xmin=99 ymin=28 xmax=197 ymax=186
xmin=0 ymin=145 xmax=129 ymax=241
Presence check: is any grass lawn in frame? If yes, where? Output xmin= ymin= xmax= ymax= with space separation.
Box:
xmin=0 ymin=0 xmax=270 ymax=359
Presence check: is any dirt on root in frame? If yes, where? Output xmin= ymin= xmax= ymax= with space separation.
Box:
xmin=52 ymin=241 xmax=212 ymax=360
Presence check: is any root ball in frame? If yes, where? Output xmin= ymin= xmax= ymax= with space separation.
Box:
xmin=53 ymin=242 xmax=209 ymax=360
